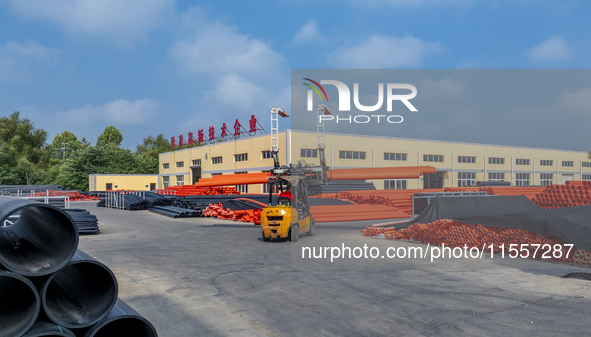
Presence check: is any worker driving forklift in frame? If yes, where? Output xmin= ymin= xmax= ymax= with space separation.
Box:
xmin=260 ymin=175 xmax=316 ymax=242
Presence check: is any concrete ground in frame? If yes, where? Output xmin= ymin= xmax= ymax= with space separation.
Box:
xmin=74 ymin=201 xmax=591 ymax=337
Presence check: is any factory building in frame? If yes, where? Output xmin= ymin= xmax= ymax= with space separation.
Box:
xmin=158 ymin=130 xmax=591 ymax=193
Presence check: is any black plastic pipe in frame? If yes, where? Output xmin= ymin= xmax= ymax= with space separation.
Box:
xmin=81 ymin=298 xmax=158 ymax=337
xmin=0 ymin=270 xmax=40 ymax=337
xmin=22 ymin=321 xmax=75 ymax=337
xmin=0 ymin=196 xmax=78 ymax=276
xmin=41 ymin=250 xmax=118 ymax=329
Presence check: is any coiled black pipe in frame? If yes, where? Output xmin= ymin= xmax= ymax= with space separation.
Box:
xmin=81 ymin=298 xmax=158 ymax=337
xmin=22 ymin=321 xmax=75 ymax=337
xmin=0 ymin=270 xmax=40 ymax=337
xmin=0 ymin=196 xmax=78 ymax=276
xmin=41 ymin=250 xmax=118 ymax=329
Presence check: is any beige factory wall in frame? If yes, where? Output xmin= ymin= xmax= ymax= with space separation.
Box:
xmin=159 ymin=131 xmax=289 ymax=194
xmin=89 ymin=174 xmax=159 ymax=191
xmin=159 ymin=130 xmax=591 ymax=191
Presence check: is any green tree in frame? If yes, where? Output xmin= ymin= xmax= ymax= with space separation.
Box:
xmin=96 ymin=126 xmax=123 ymax=147
xmin=134 ymin=134 xmax=170 ymax=173
xmin=0 ymin=112 xmax=50 ymax=184
xmin=51 ymin=130 xmax=83 ymax=162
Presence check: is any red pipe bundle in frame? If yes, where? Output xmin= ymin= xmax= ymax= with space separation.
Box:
xmin=202 ymin=202 xmax=262 ymax=225
xmin=531 ymin=181 xmax=591 ymax=209
xmin=164 ymin=186 xmax=240 ymax=196
xmin=361 ymin=219 xmax=591 ymax=267
xmin=32 ymin=190 xmax=98 ymax=201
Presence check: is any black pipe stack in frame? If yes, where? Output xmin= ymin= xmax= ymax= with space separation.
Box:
xmin=0 ymin=196 xmax=157 ymax=337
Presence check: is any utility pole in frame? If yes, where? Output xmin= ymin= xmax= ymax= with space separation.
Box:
xmin=60 ymin=142 xmax=68 ymax=163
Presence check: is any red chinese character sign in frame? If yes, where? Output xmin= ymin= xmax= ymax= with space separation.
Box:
xmin=208 ymin=126 xmax=215 ymax=141
xmin=197 ymin=130 xmax=204 ymax=143
xmin=170 ymin=136 xmax=176 ymax=149
xmin=187 ymin=132 xmax=193 ymax=145
xmin=233 ymin=119 xmax=241 ymax=136
xmin=249 ymin=115 xmax=257 ymax=133
xmin=178 ymin=134 xmax=184 ymax=147
xmin=220 ymin=123 xmax=228 ymax=139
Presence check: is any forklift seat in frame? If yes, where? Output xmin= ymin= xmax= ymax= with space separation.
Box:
xmin=277 ymin=197 xmax=291 ymax=206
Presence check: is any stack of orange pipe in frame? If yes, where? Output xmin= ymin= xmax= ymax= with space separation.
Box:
xmin=310 ymin=204 xmax=409 ymax=222
xmin=202 ymin=201 xmax=262 ymax=225
xmin=531 ymin=181 xmax=591 ymax=209
xmin=361 ymin=219 xmax=590 ymax=267
xmin=318 ymin=189 xmax=444 ymax=215
xmin=32 ymin=190 xmax=98 ymax=201
xmin=164 ymin=186 xmax=240 ymax=196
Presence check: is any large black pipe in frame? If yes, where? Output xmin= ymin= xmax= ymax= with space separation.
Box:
xmin=0 ymin=196 xmax=78 ymax=276
xmin=22 ymin=321 xmax=75 ymax=337
xmin=81 ymin=298 xmax=158 ymax=337
xmin=41 ymin=250 xmax=118 ymax=329
xmin=0 ymin=270 xmax=40 ymax=337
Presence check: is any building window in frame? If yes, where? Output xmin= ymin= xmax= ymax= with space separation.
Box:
xmin=488 ymin=157 xmax=504 ymax=164
xmin=458 ymin=156 xmax=476 ymax=163
xmin=176 ymin=161 xmax=184 ymax=168
xmin=583 ymin=174 xmax=591 ymax=180
xmin=540 ymin=160 xmax=553 ymax=166
xmin=234 ymin=172 xmax=248 ymax=193
xmin=488 ymin=173 xmax=505 ymax=182
xmin=516 ymin=173 xmax=530 ymax=186
xmin=562 ymin=161 xmax=574 ymax=167
xmin=458 ymin=172 xmax=476 ymax=187
xmin=234 ymin=153 xmax=248 ymax=162
xmin=212 ymin=156 xmax=222 ymax=164
xmin=301 ymin=149 xmax=318 ymax=158
xmin=516 ymin=159 xmax=530 ymax=165
xmin=162 ymin=176 xmax=169 ymax=188
xmin=192 ymin=159 xmax=201 ymax=166
xmin=384 ymin=152 xmax=407 ymax=161
xmin=340 ymin=151 xmax=366 ymax=160
xmin=262 ymin=150 xmax=272 ymax=159
xmin=384 ymin=179 xmax=407 ymax=190
xmin=162 ymin=163 xmax=169 ymax=169
xmin=583 ymin=162 xmax=591 ymax=168
xmin=176 ymin=175 xmax=184 ymax=186
xmin=211 ymin=173 xmax=222 ymax=176
xmin=540 ymin=173 xmax=553 ymax=186
xmin=423 ymin=154 xmax=443 ymax=162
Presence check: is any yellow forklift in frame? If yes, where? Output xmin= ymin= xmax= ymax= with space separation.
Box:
xmin=260 ymin=107 xmax=329 ymax=242
xmin=261 ymin=175 xmax=316 ymax=242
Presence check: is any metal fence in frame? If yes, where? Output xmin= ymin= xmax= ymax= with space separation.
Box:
xmin=103 ymin=191 xmax=146 ymax=209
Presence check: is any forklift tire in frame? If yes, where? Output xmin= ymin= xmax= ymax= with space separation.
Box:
xmin=307 ymin=219 xmax=316 ymax=236
xmin=262 ymin=230 xmax=270 ymax=242
xmin=290 ymin=225 xmax=300 ymax=242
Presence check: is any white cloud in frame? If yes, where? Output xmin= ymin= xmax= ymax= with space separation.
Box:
xmin=0 ymin=40 xmax=59 ymax=83
xmin=61 ymin=98 xmax=162 ymax=126
xmin=555 ymin=87 xmax=591 ymax=114
xmin=328 ymin=35 xmax=443 ymax=68
xmin=525 ymin=36 xmax=574 ymax=64
xmin=6 ymin=0 xmax=174 ymax=44
xmin=168 ymin=13 xmax=286 ymax=81
xmin=167 ymin=6 xmax=290 ymax=131
xmin=294 ymin=20 xmax=324 ymax=44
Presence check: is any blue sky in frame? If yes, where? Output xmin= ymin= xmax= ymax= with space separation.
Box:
xmin=0 ymin=0 xmax=589 ymax=150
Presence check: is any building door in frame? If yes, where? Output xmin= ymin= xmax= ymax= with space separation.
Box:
xmin=423 ymin=173 xmax=443 ymax=189
xmin=562 ymin=174 xmax=573 ymax=184
xmin=191 ymin=167 xmax=201 ymax=184
xmin=106 ymin=183 xmax=113 ymax=191
xmin=150 ymin=183 xmax=156 ymax=190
